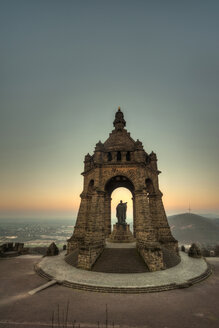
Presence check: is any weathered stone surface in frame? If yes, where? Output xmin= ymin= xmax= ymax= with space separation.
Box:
xmin=37 ymin=252 xmax=211 ymax=293
xmin=67 ymin=108 xmax=179 ymax=271
xmin=0 ymin=242 xmax=26 ymax=257
xmin=92 ymin=248 xmax=149 ymax=273
xmin=46 ymin=242 xmax=59 ymax=256
xmin=188 ymin=243 xmax=202 ymax=258
xmin=108 ymin=224 xmax=135 ymax=243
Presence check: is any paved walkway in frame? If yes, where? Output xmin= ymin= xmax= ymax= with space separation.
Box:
xmin=36 ymin=251 xmax=211 ymax=292
xmin=0 ymin=256 xmax=218 ymax=328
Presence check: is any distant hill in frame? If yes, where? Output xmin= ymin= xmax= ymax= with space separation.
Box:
xmin=167 ymin=213 xmax=219 ymax=244
xmin=211 ymin=218 xmax=219 ymax=227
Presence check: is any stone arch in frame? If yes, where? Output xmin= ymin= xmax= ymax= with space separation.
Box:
xmin=67 ymin=107 xmax=179 ymax=271
xmin=104 ymin=175 xmax=136 ymax=237
xmin=105 ymin=175 xmax=135 ymax=196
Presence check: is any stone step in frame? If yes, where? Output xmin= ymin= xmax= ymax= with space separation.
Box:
xmin=65 ymin=249 xmax=78 ymax=266
xmin=92 ymin=248 xmax=149 ymax=273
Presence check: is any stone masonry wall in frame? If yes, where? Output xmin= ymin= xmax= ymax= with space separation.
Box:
xmin=67 ymin=108 xmax=179 ymax=271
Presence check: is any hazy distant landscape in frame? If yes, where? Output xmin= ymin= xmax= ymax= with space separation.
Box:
xmin=1 ymin=213 xmax=219 ymax=248
xmin=0 ymin=218 xmax=75 ymax=248
xmin=168 ymin=213 xmax=219 ymax=245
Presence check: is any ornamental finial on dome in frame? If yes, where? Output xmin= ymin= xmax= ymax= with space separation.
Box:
xmin=113 ymin=107 xmax=126 ymax=130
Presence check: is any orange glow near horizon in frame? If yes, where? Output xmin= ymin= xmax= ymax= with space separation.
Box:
xmin=1 ymin=183 xmax=219 ymax=218
xmin=0 ymin=189 xmax=80 ymax=213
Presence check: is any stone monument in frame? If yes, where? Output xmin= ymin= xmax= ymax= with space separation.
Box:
xmin=67 ymin=107 xmax=179 ymax=271
xmin=116 ymin=200 xmax=127 ymax=225
xmin=108 ymin=200 xmax=135 ymax=243
xmin=46 ymin=242 xmax=59 ymax=256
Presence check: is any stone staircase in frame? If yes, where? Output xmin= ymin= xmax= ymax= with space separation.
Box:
xmin=64 ymin=246 xmax=181 ymax=273
xmin=65 ymin=249 xmax=78 ymax=267
xmin=92 ymin=248 xmax=149 ymax=273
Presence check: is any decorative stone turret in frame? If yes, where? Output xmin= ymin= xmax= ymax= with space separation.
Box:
xmin=46 ymin=242 xmax=59 ymax=256
xmin=84 ymin=153 xmax=92 ymax=171
xmin=67 ymin=107 xmax=179 ymax=271
xmin=94 ymin=141 xmax=104 ymax=163
xmin=113 ymin=107 xmax=126 ymax=130
xmin=149 ymin=151 xmax=158 ymax=171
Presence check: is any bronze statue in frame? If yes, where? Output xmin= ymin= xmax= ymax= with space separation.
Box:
xmin=116 ymin=200 xmax=127 ymax=225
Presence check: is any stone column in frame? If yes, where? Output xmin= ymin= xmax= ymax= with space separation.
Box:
xmin=149 ymin=192 xmax=178 ymax=254
xmin=121 ymin=151 xmax=126 ymax=162
xmin=132 ymin=196 xmax=136 ymax=237
xmin=134 ymin=189 xmax=156 ymax=243
xmin=67 ymin=193 xmax=90 ymax=254
xmin=104 ymin=194 xmax=111 ymax=237
xmin=77 ymin=191 xmax=105 ymax=270
xmin=147 ymin=192 xmax=159 ymax=239
xmin=111 ymin=151 xmax=117 ymax=162
xmin=134 ymin=189 xmax=165 ymax=271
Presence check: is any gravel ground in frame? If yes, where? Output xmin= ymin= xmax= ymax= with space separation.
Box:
xmin=0 ymin=256 xmax=218 ymax=328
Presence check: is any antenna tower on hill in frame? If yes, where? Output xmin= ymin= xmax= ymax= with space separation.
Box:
xmin=188 ymin=203 xmax=191 ymax=214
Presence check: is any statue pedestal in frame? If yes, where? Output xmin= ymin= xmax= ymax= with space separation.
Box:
xmin=108 ymin=224 xmax=135 ymax=243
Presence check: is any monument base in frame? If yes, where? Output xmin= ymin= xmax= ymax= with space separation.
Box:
xmin=108 ymin=224 xmax=135 ymax=243
xmin=36 ymin=252 xmax=212 ymax=293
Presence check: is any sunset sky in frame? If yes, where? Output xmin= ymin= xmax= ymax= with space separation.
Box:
xmin=1 ymin=0 xmax=219 ymax=220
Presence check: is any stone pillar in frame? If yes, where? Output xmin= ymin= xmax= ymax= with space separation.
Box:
xmin=67 ymin=193 xmax=90 ymax=254
xmin=134 ymin=189 xmax=156 ymax=243
xmin=102 ymin=152 xmax=107 ymax=162
xmin=132 ymin=196 xmax=136 ymax=237
xmin=121 ymin=151 xmax=126 ymax=162
xmin=149 ymin=192 xmax=178 ymax=254
xmin=148 ymin=192 xmax=159 ymax=239
xmin=134 ymin=189 xmax=165 ymax=271
xmin=111 ymin=151 xmax=117 ymax=162
xmin=104 ymin=195 xmax=111 ymax=237
xmin=77 ymin=191 xmax=106 ymax=270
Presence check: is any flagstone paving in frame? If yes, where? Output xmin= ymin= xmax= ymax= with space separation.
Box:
xmin=36 ymin=251 xmax=210 ymax=292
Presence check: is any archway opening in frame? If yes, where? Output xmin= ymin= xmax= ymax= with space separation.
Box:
xmin=111 ymin=187 xmax=133 ymax=230
xmin=104 ymin=175 xmax=135 ymax=236
xmin=105 ymin=175 xmax=135 ymax=195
